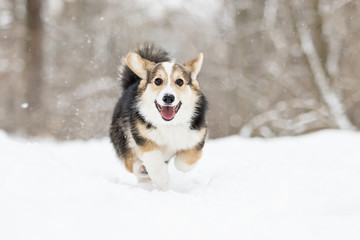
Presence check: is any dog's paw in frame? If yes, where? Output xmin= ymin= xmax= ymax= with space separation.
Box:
xmin=149 ymin=167 xmax=170 ymax=190
xmin=174 ymin=157 xmax=195 ymax=172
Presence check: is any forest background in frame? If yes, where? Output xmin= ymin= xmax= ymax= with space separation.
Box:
xmin=0 ymin=0 xmax=359 ymax=140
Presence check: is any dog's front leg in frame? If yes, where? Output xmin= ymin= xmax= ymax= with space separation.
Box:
xmin=174 ymin=148 xmax=203 ymax=172
xmin=140 ymin=149 xmax=169 ymax=189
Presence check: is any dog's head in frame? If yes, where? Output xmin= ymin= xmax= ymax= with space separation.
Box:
xmin=126 ymin=52 xmax=203 ymax=125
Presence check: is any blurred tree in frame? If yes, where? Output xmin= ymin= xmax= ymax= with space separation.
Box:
xmin=0 ymin=0 xmax=359 ymax=140
xmin=22 ymin=0 xmax=44 ymax=135
xmin=290 ymin=0 xmax=354 ymax=130
xmin=0 ymin=0 xmax=26 ymax=134
xmin=239 ymin=0 xmax=358 ymax=137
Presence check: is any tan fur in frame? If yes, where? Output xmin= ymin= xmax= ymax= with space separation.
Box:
xmin=198 ymin=127 xmax=207 ymax=138
xmin=176 ymin=127 xmax=206 ymax=166
xmin=138 ymin=139 xmax=158 ymax=154
xmin=136 ymin=119 xmax=155 ymax=145
xmin=138 ymin=79 xmax=147 ymax=90
xmin=177 ymin=148 xmax=203 ymax=165
xmin=124 ymin=151 xmax=136 ymax=173
xmin=136 ymin=120 xmax=150 ymax=136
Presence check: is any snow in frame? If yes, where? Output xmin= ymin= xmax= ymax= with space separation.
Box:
xmin=21 ymin=103 xmax=29 ymax=109
xmin=1 ymin=129 xmax=360 ymax=240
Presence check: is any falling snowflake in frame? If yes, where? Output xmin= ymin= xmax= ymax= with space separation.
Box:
xmin=21 ymin=103 xmax=29 ymax=109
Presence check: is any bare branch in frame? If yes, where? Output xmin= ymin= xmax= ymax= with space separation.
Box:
xmin=289 ymin=0 xmax=355 ymax=130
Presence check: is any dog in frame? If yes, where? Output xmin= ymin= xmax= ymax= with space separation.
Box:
xmin=110 ymin=43 xmax=207 ymax=189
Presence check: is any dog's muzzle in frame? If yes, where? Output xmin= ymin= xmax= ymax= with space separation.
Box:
xmin=155 ymin=100 xmax=182 ymax=121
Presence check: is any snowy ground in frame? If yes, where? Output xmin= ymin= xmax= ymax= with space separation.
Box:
xmin=0 ymin=129 xmax=359 ymax=240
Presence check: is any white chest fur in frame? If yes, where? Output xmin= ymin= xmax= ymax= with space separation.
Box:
xmin=146 ymin=124 xmax=203 ymax=157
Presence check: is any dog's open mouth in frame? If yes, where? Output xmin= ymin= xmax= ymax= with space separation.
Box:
xmin=155 ymin=100 xmax=182 ymax=121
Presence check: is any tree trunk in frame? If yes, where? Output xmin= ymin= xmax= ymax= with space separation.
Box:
xmin=23 ymin=0 xmax=44 ymax=136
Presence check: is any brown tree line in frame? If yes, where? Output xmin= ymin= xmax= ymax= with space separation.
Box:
xmin=0 ymin=0 xmax=359 ymax=140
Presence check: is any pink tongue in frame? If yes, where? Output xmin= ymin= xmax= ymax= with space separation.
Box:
xmin=161 ymin=106 xmax=175 ymax=120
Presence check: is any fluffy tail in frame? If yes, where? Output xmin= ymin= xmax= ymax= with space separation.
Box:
xmin=118 ymin=43 xmax=171 ymax=91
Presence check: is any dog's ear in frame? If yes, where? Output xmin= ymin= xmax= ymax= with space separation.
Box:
xmin=184 ymin=53 xmax=203 ymax=81
xmin=126 ymin=53 xmax=155 ymax=79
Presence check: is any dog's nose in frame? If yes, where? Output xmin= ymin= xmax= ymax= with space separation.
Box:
xmin=162 ymin=94 xmax=175 ymax=104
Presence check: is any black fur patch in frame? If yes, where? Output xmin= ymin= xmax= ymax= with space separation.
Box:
xmin=110 ymin=84 xmax=139 ymax=158
xmin=110 ymin=121 xmax=129 ymax=158
xmin=190 ymin=94 xmax=208 ymax=130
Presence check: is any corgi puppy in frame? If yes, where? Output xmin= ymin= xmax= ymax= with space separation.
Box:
xmin=110 ymin=43 xmax=207 ymax=189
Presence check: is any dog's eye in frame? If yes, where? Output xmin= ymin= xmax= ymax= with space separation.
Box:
xmin=154 ymin=78 xmax=163 ymax=86
xmin=175 ymin=79 xmax=184 ymax=87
